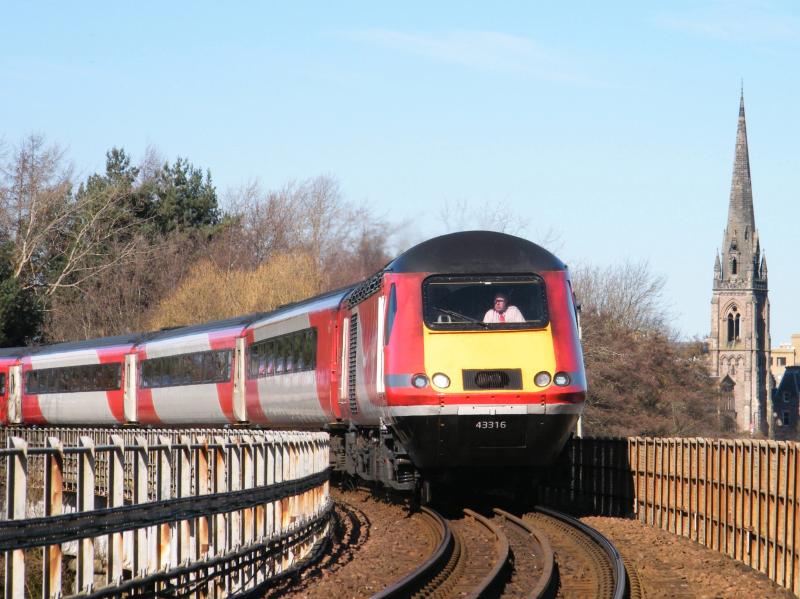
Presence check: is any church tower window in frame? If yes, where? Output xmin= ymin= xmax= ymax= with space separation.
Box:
xmin=727 ymin=306 xmax=740 ymax=343
xmin=731 ymin=258 xmax=737 ymax=275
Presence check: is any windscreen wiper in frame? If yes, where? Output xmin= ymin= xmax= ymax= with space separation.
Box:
xmin=434 ymin=307 xmax=489 ymax=329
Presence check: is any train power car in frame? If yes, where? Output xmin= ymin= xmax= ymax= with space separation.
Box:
xmin=334 ymin=231 xmax=586 ymax=491
xmin=0 ymin=231 xmax=586 ymax=494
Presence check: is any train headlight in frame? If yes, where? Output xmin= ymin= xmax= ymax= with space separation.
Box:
xmin=553 ymin=371 xmax=571 ymax=386
xmin=534 ymin=371 xmax=551 ymax=387
xmin=431 ymin=373 xmax=451 ymax=389
xmin=411 ymin=374 xmax=429 ymax=388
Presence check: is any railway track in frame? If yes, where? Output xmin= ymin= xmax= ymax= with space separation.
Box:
xmin=492 ymin=508 xmax=555 ymax=598
xmin=374 ymin=505 xmax=631 ymax=599
xmin=523 ymin=507 xmax=629 ymax=599
xmin=373 ymin=506 xmax=509 ymax=598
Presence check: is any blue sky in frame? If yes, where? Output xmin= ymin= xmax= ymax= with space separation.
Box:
xmin=2 ymin=1 xmax=799 ymax=341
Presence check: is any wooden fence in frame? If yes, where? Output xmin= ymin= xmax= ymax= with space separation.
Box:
xmin=539 ymin=437 xmax=800 ymax=595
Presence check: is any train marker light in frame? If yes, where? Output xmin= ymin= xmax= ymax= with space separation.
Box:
xmin=534 ymin=371 xmax=551 ymax=387
xmin=553 ymin=372 xmax=571 ymax=386
xmin=411 ymin=374 xmax=429 ymax=388
xmin=431 ymin=373 xmax=451 ymax=389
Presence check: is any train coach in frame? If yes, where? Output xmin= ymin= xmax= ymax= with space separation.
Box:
xmin=1 ymin=231 xmax=586 ymax=493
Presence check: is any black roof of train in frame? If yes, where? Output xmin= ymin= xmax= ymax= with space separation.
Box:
xmin=386 ymin=231 xmax=565 ymax=274
xmin=143 ymin=313 xmax=264 ymax=342
xmin=0 ymin=347 xmax=25 ymax=358
xmin=29 ymin=333 xmax=145 ymax=355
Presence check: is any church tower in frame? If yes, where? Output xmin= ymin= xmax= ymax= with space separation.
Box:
xmin=709 ymin=91 xmax=771 ymax=435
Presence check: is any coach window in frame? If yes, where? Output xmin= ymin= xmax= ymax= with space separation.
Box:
xmin=247 ymin=328 xmax=317 ymax=379
xmin=273 ymin=339 xmax=284 ymax=373
xmin=26 ymin=363 xmax=122 ymax=394
xmin=0 ymin=373 xmax=6 ymax=396
xmin=140 ymin=350 xmax=232 ymax=388
xmin=304 ymin=329 xmax=317 ymax=369
xmin=265 ymin=341 xmax=275 ymax=374
xmin=287 ymin=336 xmax=297 ymax=372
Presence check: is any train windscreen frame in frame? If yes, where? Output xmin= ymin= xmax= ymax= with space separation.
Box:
xmin=422 ymin=274 xmax=549 ymax=331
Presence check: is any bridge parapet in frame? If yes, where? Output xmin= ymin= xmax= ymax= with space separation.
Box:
xmin=0 ymin=428 xmax=331 ymax=598
xmin=539 ymin=436 xmax=800 ymax=596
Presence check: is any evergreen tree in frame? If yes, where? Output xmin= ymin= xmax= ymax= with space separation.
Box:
xmin=153 ymin=158 xmax=219 ymax=234
xmin=0 ymin=242 xmax=42 ymax=346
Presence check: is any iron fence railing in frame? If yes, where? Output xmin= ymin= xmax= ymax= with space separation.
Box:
xmin=1 ymin=427 xmax=331 ymax=598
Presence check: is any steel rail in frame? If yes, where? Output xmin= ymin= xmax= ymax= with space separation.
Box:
xmin=493 ymin=508 xmax=556 ymax=599
xmin=371 ymin=506 xmax=454 ymax=599
xmin=462 ymin=508 xmax=511 ymax=597
xmin=0 ymin=469 xmax=329 ymax=551
xmin=534 ymin=505 xmax=627 ymax=599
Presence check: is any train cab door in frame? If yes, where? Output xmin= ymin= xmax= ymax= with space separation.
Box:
xmin=338 ymin=314 xmax=351 ymax=416
xmin=376 ymin=294 xmax=386 ymax=402
xmin=124 ymin=354 xmax=138 ymax=423
xmin=233 ymin=337 xmax=247 ymax=422
xmin=7 ymin=365 xmax=21 ymax=424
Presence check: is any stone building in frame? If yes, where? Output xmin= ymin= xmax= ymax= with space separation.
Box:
xmin=771 ymin=334 xmax=800 ymax=385
xmin=708 ymin=92 xmax=771 ymax=436
xmin=772 ymin=366 xmax=800 ymax=440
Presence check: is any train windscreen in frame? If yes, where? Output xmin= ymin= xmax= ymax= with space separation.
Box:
xmin=422 ymin=274 xmax=548 ymax=330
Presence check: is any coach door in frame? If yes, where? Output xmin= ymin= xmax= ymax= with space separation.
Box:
xmin=232 ymin=337 xmax=247 ymax=422
xmin=7 ymin=365 xmax=21 ymax=424
xmin=338 ymin=315 xmax=350 ymax=413
xmin=124 ymin=354 xmax=137 ymax=423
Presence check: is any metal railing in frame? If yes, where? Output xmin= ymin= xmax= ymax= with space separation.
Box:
xmin=1 ymin=428 xmax=331 ymax=598
xmin=539 ymin=436 xmax=800 ymax=596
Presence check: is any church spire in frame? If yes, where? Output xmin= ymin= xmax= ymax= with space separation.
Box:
xmin=727 ymin=90 xmax=755 ymax=234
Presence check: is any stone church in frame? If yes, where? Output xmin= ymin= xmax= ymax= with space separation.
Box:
xmin=708 ymin=92 xmax=771 ymax=435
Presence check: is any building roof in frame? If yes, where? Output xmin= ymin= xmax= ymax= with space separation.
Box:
xmin=775 ymin=366 xmax=800 ymax=397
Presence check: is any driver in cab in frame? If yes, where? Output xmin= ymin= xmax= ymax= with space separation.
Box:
xmin=483 ymin=293 xmax=525 ymax=323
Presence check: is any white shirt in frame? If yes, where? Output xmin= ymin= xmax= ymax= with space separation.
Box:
xmin=483 ymin=305 xmax=525 ymax=323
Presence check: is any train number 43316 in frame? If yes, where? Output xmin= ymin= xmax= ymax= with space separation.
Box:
xmin=475 ymin=420 xmax=507 ymax=429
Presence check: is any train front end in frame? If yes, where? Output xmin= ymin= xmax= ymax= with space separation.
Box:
xmin=382 ymin=231 xmax=586 ymax=476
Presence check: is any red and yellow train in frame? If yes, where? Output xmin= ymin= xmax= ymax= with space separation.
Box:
xmin=0 ymin=231 xmax=586 ymax=490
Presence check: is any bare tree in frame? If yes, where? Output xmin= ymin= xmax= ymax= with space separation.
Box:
xmin=571 ymin=261 xmax=668 ymax=334
xmin=218 ymin=175 xmax=394 ymax=288
xmin=0 ymin=135 xmax=140 ymax=301
xmin=437 ymin=198 xmax=531 ymax=236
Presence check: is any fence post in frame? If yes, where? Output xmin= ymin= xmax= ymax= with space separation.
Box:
xmin=156 ymin=435 xmax=173 ymax=572
xmin=77 ymin=436 xmax=96 ymax=594
xmin=44 ymin=437 xmax=64 ymax=598
xmin=178 ymin=435 xmax=192 ymax=566
xmin=242 ymin=435 xmax=255 ymax=585
xmin=108 ymin=435 xmax=124 ymax=585
xmin=254 ymin=434 xmax=266 ymax=584
xmin=133 ymin=435 xmax=149 ymax=577
xmin=214 ymin=435 xmax=227 ymax=597
xmin=228 ymin=436 xmax=242 ymax=594
xmin=195 ymin=435 xmax=210 ymax=599
xmin=4 ymin=437 xmax=27 ymax=599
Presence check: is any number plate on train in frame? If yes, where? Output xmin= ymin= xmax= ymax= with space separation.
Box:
xmin=469 ymin=417 xmax=525 ymax=447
